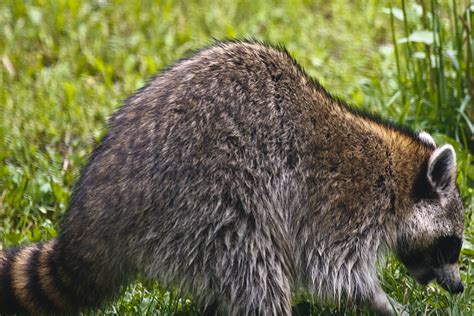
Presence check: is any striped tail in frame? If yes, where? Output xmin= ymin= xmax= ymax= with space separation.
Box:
xmin=0 ymin=238 xmax=123 ymax=314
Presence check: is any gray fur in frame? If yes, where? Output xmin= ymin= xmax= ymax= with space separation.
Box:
xmin=0 ymin=41 xmax=465 ymax=315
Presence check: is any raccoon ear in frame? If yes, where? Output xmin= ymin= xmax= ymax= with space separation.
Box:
xmin=427 ymin=144 xmax=457 ymax=190
xmin=418 ymin=131 xmax=436 ymax=147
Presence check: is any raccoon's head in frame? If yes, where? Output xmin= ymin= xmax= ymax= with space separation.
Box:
xmin=396 ymin=144 xmax=464 ymax=294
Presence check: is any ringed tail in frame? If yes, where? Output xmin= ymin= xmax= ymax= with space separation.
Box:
xmin=0 ymin=238 xmax=122 ymax=314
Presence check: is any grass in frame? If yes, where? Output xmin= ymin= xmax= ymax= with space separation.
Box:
xmin=0 ymin=0 xmax=472 ymax=314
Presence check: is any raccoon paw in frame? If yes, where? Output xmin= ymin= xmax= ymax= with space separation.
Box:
xmin=369 ymin=291 xmax=408 ymax=316
xmin=388 ymin=299 xmax=409 ymax=316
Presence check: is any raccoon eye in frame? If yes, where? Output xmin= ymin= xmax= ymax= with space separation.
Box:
xmin=396 ymin=244 xmax=430 ymax=269
xmin=432 ymin=235 xmax=462 ymax=266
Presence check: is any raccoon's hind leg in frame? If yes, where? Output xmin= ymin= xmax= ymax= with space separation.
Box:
xmin=157 ymin=200 xmax=294 ymax=316
xmin=203 ymin=235 xmax=293 ymax=316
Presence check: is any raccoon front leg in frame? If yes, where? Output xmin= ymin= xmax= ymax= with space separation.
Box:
xmin=368 ymin=288 xmax=408 ymax=316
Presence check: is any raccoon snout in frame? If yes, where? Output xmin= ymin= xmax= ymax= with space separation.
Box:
xmin=434 ymin=264 xmax=464 ymax=294
xmin=450 ymin=282 xmax=464 ymax=294
xmin=437 ymin=278 xmax=464 ymax=294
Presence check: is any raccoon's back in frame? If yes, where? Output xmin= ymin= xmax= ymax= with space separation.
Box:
xmin=110 ymin=41 xmax=319 ymax=157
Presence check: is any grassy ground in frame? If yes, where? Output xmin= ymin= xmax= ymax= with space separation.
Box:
xmin=0 ymin=0 xmax=472 ymax=315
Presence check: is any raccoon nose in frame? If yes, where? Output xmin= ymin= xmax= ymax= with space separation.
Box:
xmin=450 ymin=282 xmax=464 ymax=294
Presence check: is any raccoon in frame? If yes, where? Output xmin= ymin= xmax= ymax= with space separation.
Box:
xmin=0 ymin=41 xmax=465 ymax=315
